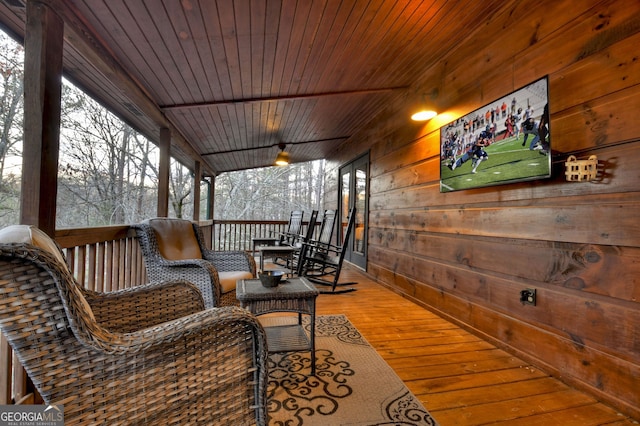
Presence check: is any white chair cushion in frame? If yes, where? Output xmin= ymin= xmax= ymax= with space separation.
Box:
xmin=0 ymin=224 xmax=95 ymax=322
xmin=0 ymin=225 xmax=66 ymax=265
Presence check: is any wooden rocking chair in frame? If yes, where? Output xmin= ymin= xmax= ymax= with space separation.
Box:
xmin=278 ymin=209 xmax=305 ymax=246
xmin=295 ymin=209 xmax=336 ymax=275
xmin=298 ymin=208 xmax=357 ymax=293
xmin=288 ymin=209 xmax=319 ymax=272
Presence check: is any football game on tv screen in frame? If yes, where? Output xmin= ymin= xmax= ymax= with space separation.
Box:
xmin=440 ymin=76 xmax=551 ymax=192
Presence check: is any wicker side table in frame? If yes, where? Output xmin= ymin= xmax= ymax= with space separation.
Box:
xmin=256 ymin=245 xmax=297 ymax=275
xmin=236 ymin=277 xmax=319 ymax=375
xmin=252 ymin=237 xmax=279 ymax=255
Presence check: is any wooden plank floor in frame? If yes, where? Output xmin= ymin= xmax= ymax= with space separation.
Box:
xmin=309 ymin=266 xmax=638 ymax=426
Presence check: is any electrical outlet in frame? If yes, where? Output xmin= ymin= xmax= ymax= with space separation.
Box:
xmin=520 ymin=288 xmax=536 ymax=306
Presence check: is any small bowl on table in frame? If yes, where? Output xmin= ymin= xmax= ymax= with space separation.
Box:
xmin=258 ymin=270 xmax=285 ymax=288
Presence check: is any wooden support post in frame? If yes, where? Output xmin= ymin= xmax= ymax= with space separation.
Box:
xmin=208 ymin=175 xmax=215 ymax=247
xmin=193 ymin=160 xmax=201 ymax=221
xmin=157 ymin=127 xmax=170 ymax=217
xmin=207 ymin=175 xmax=215 ymax=220
xmin=20 ymin=0 xmax=64 ymax=236
xmin=0 ymin=334 xmax=11 ymax=404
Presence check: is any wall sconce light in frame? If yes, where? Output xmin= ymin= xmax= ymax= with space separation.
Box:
xmin=565 ymin=155 xmax=598 ymax=181
xmin=274 ymin=143 xmax=289 ymax=166
xmin=410 ymin=94 xmax=438 ymax=121
xmin=411 ymin=109 xmax=438 ymax=121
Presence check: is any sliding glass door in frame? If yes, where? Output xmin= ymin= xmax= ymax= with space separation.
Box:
xmin=339 ymin=152 xmax=368 ymax=270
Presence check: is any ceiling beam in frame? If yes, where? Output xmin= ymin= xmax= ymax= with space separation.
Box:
xmin=160 ymin=87 xmax=408 ymax=111
xmin=201 ymin=137 xmax=350 ymax=156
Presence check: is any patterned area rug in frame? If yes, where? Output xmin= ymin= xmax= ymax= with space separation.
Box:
xmin=265 ymin=314 xmax=438 ymax=426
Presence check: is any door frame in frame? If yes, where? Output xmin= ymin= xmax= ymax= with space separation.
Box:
xmin=338 ymin=151 xmax=369 ymax=270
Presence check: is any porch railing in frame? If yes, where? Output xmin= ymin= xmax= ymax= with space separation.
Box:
xmin=1 ymin=218 xmax=305 ymax=405
xmin=212 ymin=220 xmax=290 ymax=251
xmin=55 ymin=225 xmax=146 ymax=292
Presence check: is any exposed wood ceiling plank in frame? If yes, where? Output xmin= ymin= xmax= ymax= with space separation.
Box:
xmin=279 ymin=0 xmax=309 ymax=96
xmin=268 ymin=0 xmax=294 ymax=99
xmin=302 ymin=0 xmax=337 ymax=90
xmin=249 ymin=0 xmax=267 ymax=97
xmin=349 ymin=1 xmax=423 ymax=88
xmin=312 ymin=0 xmax=367 ymax=93
xmin=234 ymin=0 xmax=253 ymax=99
xmin=259 ymin=0 xmax=281 ymax=98
xmin=200 ymin=1 xmax=233 ymax=101
xmin=100 ymin=0 xmax=179 ymax=104
xmin=174 ymin=2 xmax=216 ymax=102
xmin=383 ymin=1 xmax=499 ymax=89
xmin=286 ymin=0 xmax=327 ymax=95
xmin=157 ymin=1 xmax=211 ymax=103
xmin=217 ymin=1 xmax=243 ymax=98
xmin=308 ymin=2 xmax=390 ymax=91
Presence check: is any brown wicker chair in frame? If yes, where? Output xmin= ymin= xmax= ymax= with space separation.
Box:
xmin=0 ymin=225 xmax=268 ymax=426
xmin=132 ymin=218 xmax=256 ymax=308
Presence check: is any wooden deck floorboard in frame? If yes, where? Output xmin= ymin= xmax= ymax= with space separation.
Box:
xmin=312 ymin=266 xmax=638 ymax=425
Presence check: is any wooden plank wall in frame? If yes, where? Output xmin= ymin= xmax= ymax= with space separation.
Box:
xmin=324 ymin=0 xmax=640 ymax=419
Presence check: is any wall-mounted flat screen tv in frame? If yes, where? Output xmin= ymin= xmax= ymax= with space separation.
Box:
xmin=440 ymin=76 xmax=551 ymax=192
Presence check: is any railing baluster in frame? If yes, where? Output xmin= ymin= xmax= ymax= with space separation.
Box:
xmin=11 ymin=352 xmax=26 ymax=403
xmin=0 ymin=334 xmax=11 ymax=404
xmin=87 ymin=244 xmax=97 ymax=292
xmin=209 ymin=220 xmax=288 ymax=250
xmin=96 ymin=243 xmax=105 ymax=293
xmin=66 ymin=247 xmax=76 ymax=277
xmin=107 ymin=241 xmax=115 ymax=292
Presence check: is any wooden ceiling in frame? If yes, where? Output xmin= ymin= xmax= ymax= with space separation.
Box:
xmin=0 ymin=0 xmax=506 ymax=175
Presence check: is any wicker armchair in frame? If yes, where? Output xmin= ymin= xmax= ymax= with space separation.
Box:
xmin=0 ymin=225 xmax=268 ymax=426
xmin=132 ymin=218 xmax=256 ymax=307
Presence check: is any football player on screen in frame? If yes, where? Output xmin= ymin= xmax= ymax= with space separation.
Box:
xmin=448 ymin=126 xmax=490 ymax=174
